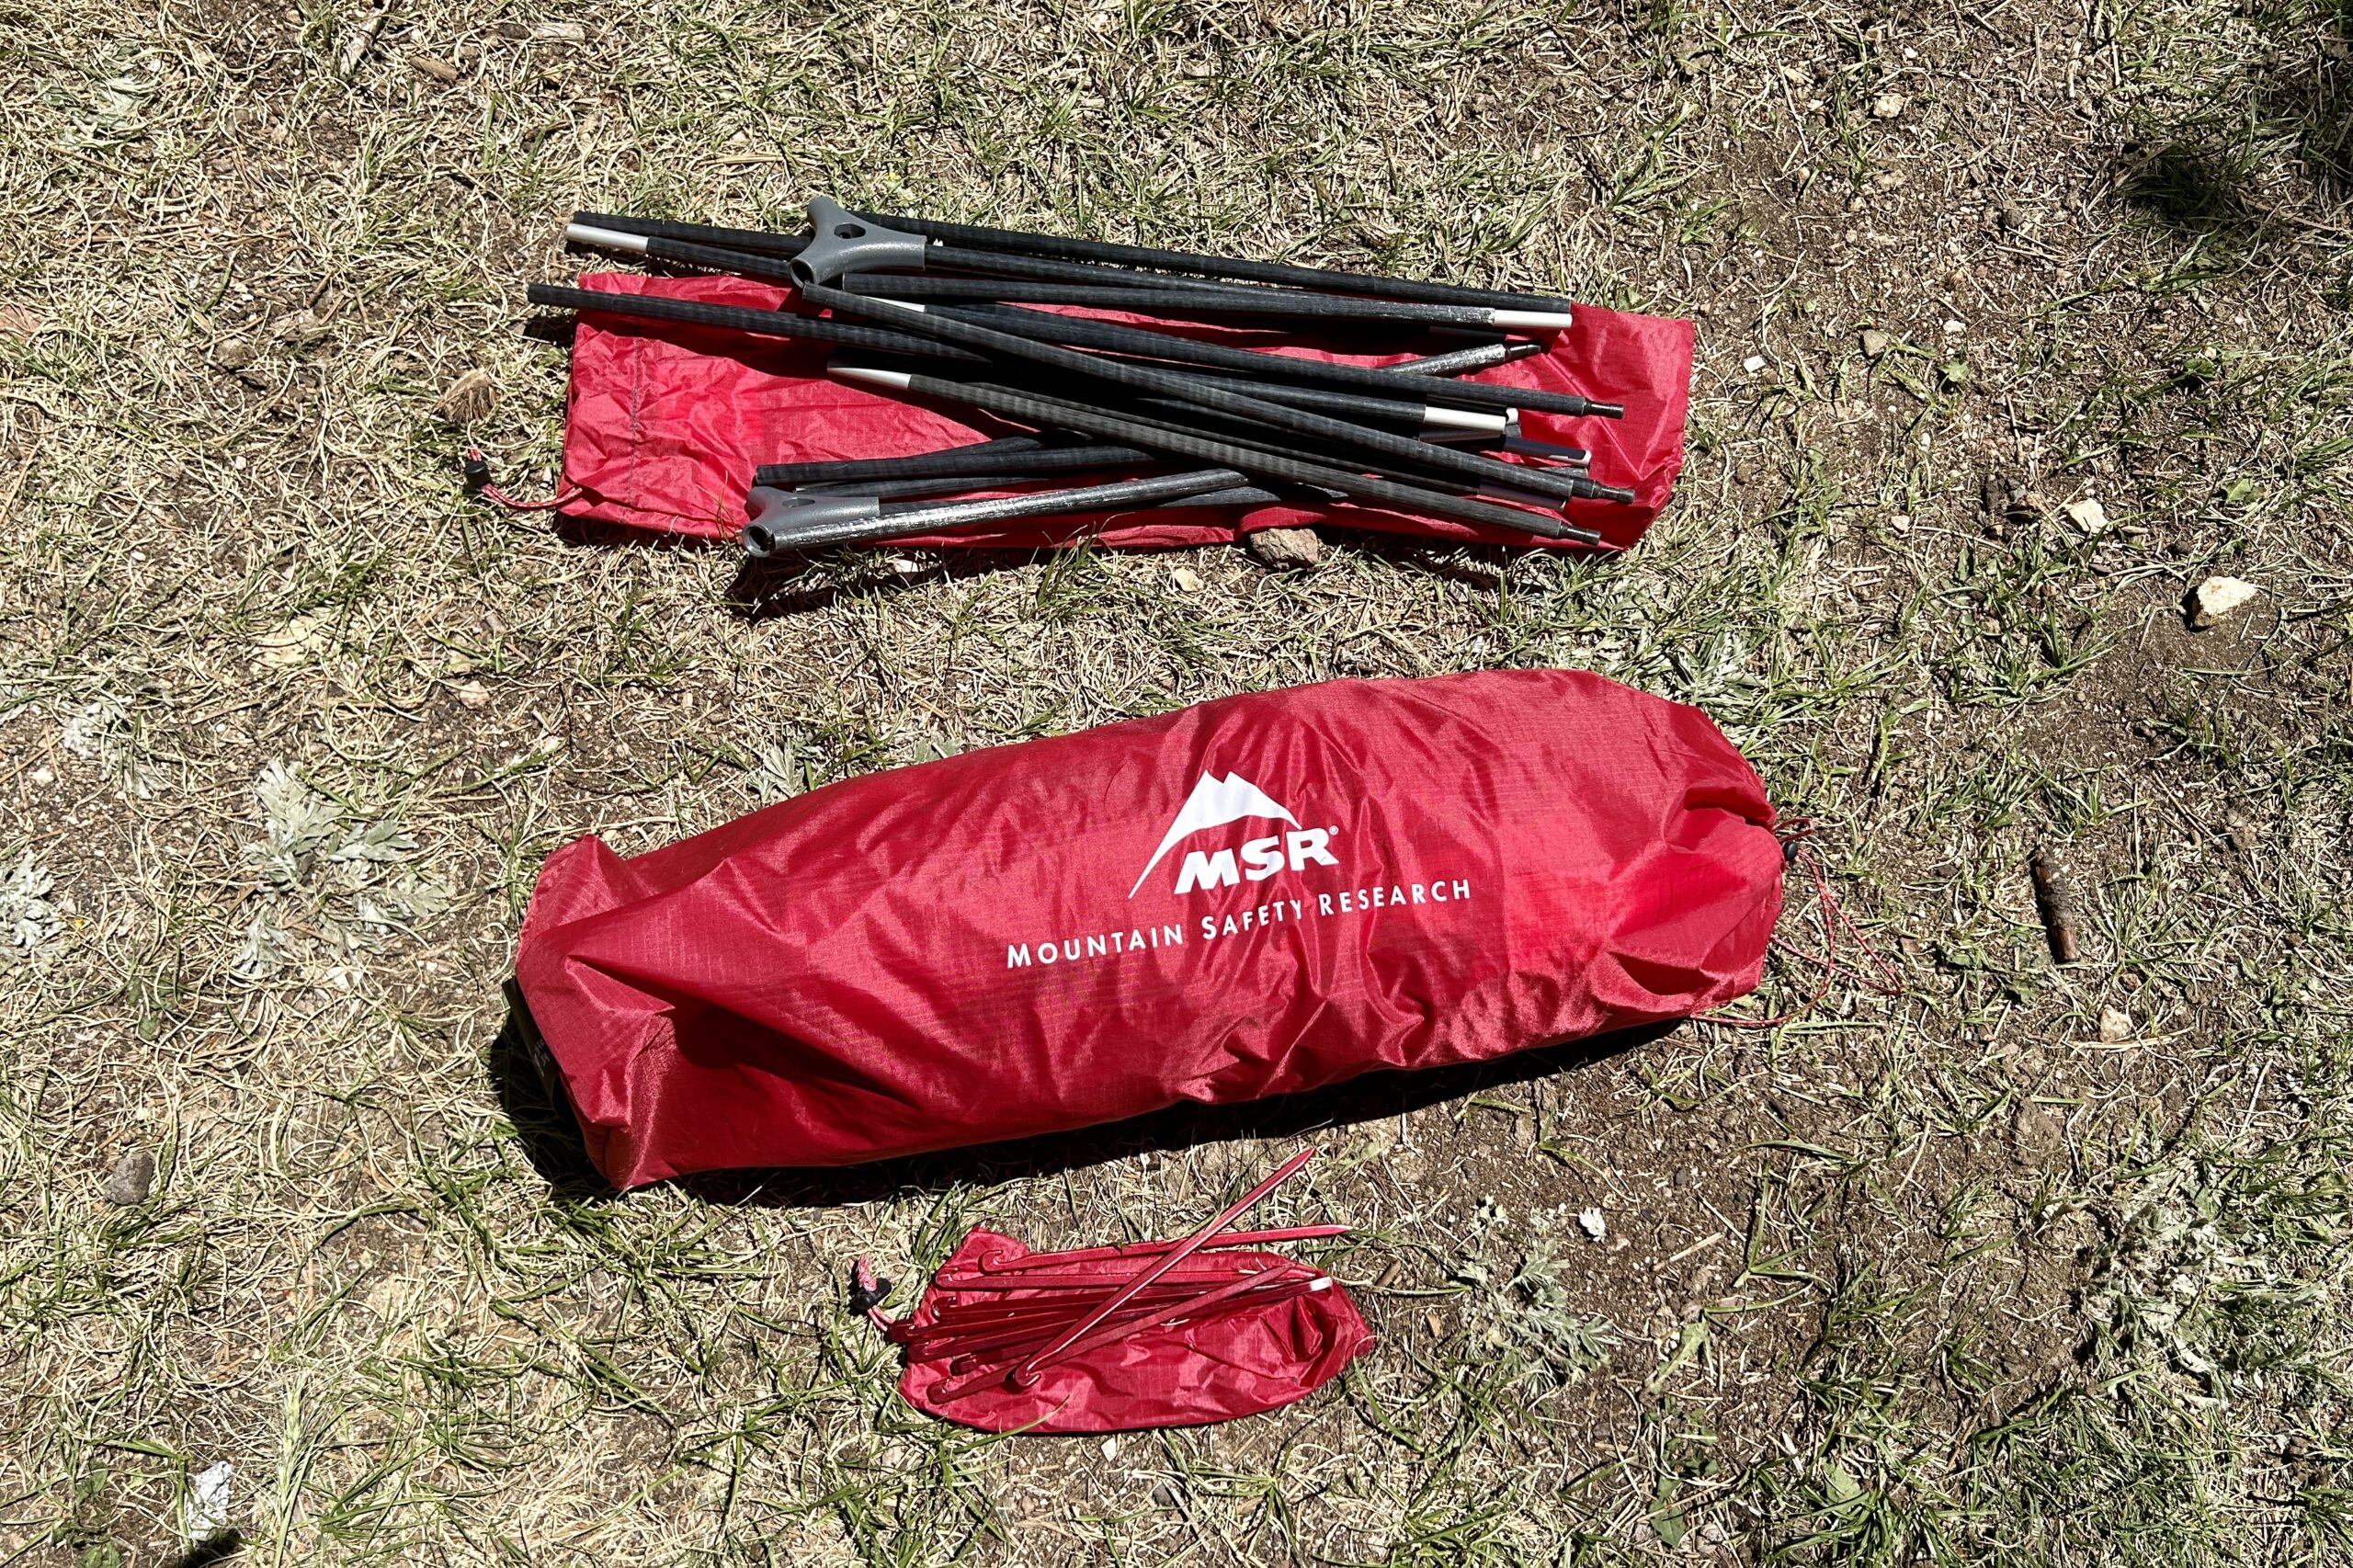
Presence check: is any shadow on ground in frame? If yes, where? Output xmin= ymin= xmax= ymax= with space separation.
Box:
xmin=487 ymin=978 xmax=1677 ymax=1209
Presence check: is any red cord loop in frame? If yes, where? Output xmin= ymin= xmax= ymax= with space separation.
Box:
xmin=1699 ymin=833 xmax=1903 ymax=1030
xmin=466 ymin=449 xmax=581 ymax=511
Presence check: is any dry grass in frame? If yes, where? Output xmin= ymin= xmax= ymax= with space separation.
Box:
xmin=5 ymin=0 xmax=2353 ymax=1562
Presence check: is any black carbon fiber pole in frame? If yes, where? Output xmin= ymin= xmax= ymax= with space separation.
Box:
xmin=823 ymin=349 xmax=1597 ymax=503
xmin=792 ymin=471 xmax=1165 ymax=501
xmin=934 ymin=302 xmax=1621 ymax=419
xmin=839 ymin=275 xmax=1574 ymax=331
xmin=536 ymin=266 xmax=1507 ymax=431
xmin=829 ymin=366 xmax=1597 ymax=541
xmin=1390 ymin=341 xmax=1543 ymax=376
xmin=569 ymin=222 xmax=1544 ymax=343
xmin=574 ymin=210 xmax=810 ymax=259
xmin=852 ymin=210 xmax=1578 ymax=313
xmin=800 ymin=281 xmax=1620 ymax=506
xmin=826 ymin=361 xmax=1563 ymax=506
xmin=753 ymin=442 xmax=1152 ymax=489
xmin=1056 ymin=349 xmax=1518 ymax=434
xmin=574 ymin=212 xmax=1261 ymax=299
xmin=745 ymin=468 xmax=1253 ymax=555
xmin=571 ymin=211 xmax=1570 ymax=316
xmin=523 ymin=282 xmax=987 ymax=365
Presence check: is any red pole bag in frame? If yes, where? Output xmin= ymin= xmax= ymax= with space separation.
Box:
xmin=547 ymin=272 xmax=1695 ymax=551
xmin=514 ymin=670 xmax=1781 ymax=1187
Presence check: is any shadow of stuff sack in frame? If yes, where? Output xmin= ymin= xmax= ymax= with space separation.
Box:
xmin=549 ymin=272 xmax=1694 ymax=552
xmin=513 ymin=669 xmax=1784 ymax=1187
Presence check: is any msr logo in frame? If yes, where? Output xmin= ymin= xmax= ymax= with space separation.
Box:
xmin=1129 ymin=771 xmax=1339 ymax=897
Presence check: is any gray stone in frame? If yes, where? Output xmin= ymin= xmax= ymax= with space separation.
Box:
xmin=1245 ymin=527 xmax=1324 ymax=570
xmin=2188 ymin=575 xmax=2257 ymax=630
xmin=101 ymin=1147 xmax=155 ymax=1207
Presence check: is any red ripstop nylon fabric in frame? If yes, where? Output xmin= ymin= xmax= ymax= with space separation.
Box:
xmin=513 ymin=669 xmax=1784 ymax=1187
xmin=551 ymin=271 xmax=1695 ymax=551
xmin=890 ymin=1229 xmax=1371 ymax=1433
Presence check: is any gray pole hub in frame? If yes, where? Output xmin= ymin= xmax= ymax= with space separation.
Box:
xmin=790 ymin=198 xmax=931 ymax=286
xmin=744 ymin=487 xmax=883 ymax=556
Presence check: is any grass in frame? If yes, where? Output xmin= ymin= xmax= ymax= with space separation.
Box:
xmin=3 ymin=0 xmax=2352 ymax=1561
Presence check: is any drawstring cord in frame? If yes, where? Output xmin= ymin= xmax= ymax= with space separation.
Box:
xmin=464 ymin=449 xmax=581 ymax=512
xmin=1699 ymin=822 xmax=1904 ymax=1030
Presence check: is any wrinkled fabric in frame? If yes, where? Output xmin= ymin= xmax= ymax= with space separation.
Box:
xmin=894 ymin=1229 xmax=1371 ymax=1433
xmin=553 ymin=271 xmax=1694 ymax=551
xmin=514 ymin=669 xmax=1782 ymax=1187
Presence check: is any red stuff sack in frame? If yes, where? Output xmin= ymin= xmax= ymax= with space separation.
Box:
xmin=514 ymin=669 xmax=1782 ymax=1187
xmin=890 ymin=1229 xmax=1371 ymax=1434
xmin=551 ymin=272 xmax=1694 ymax=552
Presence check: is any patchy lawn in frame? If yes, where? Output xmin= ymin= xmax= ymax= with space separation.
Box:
xmin=4 ymin=0 xmax=2351 ymax=1560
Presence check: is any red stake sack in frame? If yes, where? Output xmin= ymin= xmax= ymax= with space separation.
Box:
xmin=514 ymin=670 xmax=1783 ymax=1187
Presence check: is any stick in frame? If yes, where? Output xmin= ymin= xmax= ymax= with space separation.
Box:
xmin=2029 ymin=846 xmax=2080 ymax=963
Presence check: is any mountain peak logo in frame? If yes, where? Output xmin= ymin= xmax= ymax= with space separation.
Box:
xmin=1129 ymin=771 xmax=1337 ymax=897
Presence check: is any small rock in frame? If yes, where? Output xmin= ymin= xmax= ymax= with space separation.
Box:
xmin=1577 ymin=1207 xmax=1607 ymax=1242
xmin=101 ymin=1147 xmax=155 ymax=1206
xmin=211 ymin=337 xmax=256 ymax=371
xmin=1860 ymin=328 xmax=1891 ymax=358
xmin=1151 ymin=1480 xmax=1184 ymax=1509
xmin=408 ymin=52 xmax=459 ymax=82
xmin=1997 ymin=204 xmax=2029 ymax=233
xmin=532 ymin=20 xmax=587 ymax=40
xmin=2063 ymin=497 xmax=2109 ymax=535
xmin=2097 ymin=1006 xmax=2131 ymax=1043
xmin=2013 ymin=1101 xmax=2064 ymax=1161
xmin=268 ymin=309 xmax=332 ymax=347
xmin=435 ymin=369 xmax=498 ymax=425
xmin=1169 ymin=565 xmax=1204 ymax=593
xmin=455 ymin=679 xmax=490 ymax=710
xmin=1245 ymin=527 xmax=1323 ymax=570
xmin=1425 ymin=1309 xmax=1446 ymax=1335
xmin=1870 ymin=92 xmax=1906 ymax=119
xmin=256 ymin=611 xmax=328 ymax=669
xmin=183 ymin=1460 xmax=233 ymax=1543
xmin=1743 ymin=353 xmax=1767 ymax=372
xmin=2188 ymin=575 xmax=2257 ymax=630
